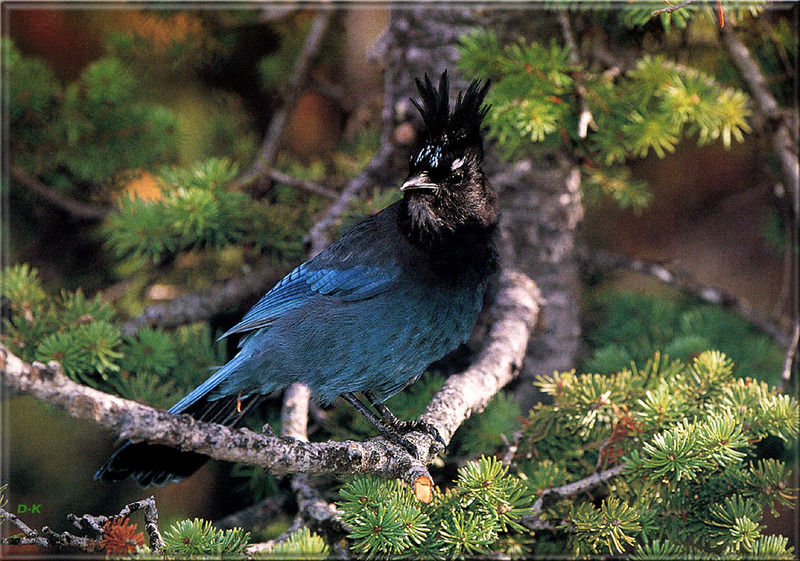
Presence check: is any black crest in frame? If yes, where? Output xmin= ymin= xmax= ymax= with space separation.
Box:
xmin=411 ymin=71 xmax=491 ymax=153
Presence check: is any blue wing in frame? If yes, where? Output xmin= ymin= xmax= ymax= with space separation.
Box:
xmin=219 ymin=261 xmax=400 ymax=338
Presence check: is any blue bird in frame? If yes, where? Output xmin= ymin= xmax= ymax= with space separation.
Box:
xmin=95 ymin=71 xmax=497 ymax=486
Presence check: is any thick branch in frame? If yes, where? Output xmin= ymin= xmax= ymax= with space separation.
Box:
xmin=1 ymin=268 xmax=539 ymax=497
xmin=420 ymin=269 xmax=541 ymax=443
xmin=10 ymin=165 xmax=113 ymax=221
xmin=238 ymin=10 xmax=335 ymax=188
xmin=281 ymin=382 xmax=312 ymax=441
xmin=0 ymin=346 xmax=433 ymax=490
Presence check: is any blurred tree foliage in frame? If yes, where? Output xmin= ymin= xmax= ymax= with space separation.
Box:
xmin=583 ymin=289 xmax=785 ymax=386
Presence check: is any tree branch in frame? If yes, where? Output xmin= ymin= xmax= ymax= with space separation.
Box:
xmin=238 ymin=10 xmax=336 ymax=188
xmin=265 ymin=169 xmax=339 ymax=200
xmin=119 ymin=258 xmax=287 ymax=336
xmin=557 ymin=10 xmax=594 ymax=139
xmin=779 ymin=321 xmax=799 ymax=393
xmin=420 ymin=269 xmax=541 ymax=444
xmin=2 ymin=496 xmax=165 ymax=555
xmin=651 ymin=0 xmax=697 ymax=17
xmin=120 ymin=106 xmax=397 ymax=336
xmin=0 ymin=507 xmax=53 ymax=550
xmin=1 ymin=268 xmax=540 ymax=502
xmin=1 ymin=514 xmax=101 ymax=553
xmin=10 ymin=165 xmax=113 ymax=221
xmin=67 ymin=496 xmax=165 ymax=554
xmin=521 ymin=464 xmax=627 ymax=531
xmin=305 ymin=142 xmax=396 ymax=257
xmin=720 ymin=24 xmax=799 ymax=218
xmin=0 ymin=345 xmax=435 ymax=496
xmin=587 ymin=249 xmax=794 ymax=349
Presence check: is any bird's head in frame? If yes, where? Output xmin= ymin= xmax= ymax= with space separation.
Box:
xmin=401 ymin=71 xmax=496 ymax=252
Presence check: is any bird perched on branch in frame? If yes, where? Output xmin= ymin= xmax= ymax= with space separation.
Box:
xmin=95 ymin=71 xmax=498 ymax=486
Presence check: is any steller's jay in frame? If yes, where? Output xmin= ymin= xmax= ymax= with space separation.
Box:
xmin=95 ymin=71 xmax=498 ymax=486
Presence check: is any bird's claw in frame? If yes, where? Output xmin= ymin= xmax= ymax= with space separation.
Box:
xmin=388 ymin=419 xmax=446 ymax=458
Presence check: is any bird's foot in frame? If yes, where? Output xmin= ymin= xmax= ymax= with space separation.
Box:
xmin=389 ymin=419 xmax=446 ymax=451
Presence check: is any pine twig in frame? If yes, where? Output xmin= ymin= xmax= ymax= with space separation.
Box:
xmin=238 ymin=10 xmax=336 ymax=188
xmin=652 ymin=0 xmax=697 ymax=17
xmin=68 ymin=496 xmax=165 ymax=554
xmin=10 ymin=165 xmax=113 ymax=220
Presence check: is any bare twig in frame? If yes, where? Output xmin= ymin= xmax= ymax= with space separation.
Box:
xmin=587 ymin=249 xmax=794 ymax=349
xmin=119 ymin=258 xmax=287 ymax=336
xmin=266 ymin=169 xmax=339 ymax=200
xmin=238 ymin=10 xmax=336 ymax=188
xmin=306 ymin=142 xmax=395 ymax=257
xmin=521 ymin=464 xmax=627 ymax=531
xmin=557 ymin=10 xmax=594 ymax=139
xmin=0 ymin=507 xmax=51 ymax=550
xmin=0 ymin=506 xmax=101 ymax=553
xmin=10 ymin=165 xmax=113 ymax=221
xmin=779 ymin=322 xmax=799 ymax=393
xmin=215 ymin=495 xmax=291 ymax=533
xmin=2 ymin=496 xmax=163 ymax=555
xmin=500 ymin=428 xmax=525 ymax=467
xmin=68 ymin=496 xmax=165 ymax=554
xmin=720 ymin=24 xmax=799 ymax=218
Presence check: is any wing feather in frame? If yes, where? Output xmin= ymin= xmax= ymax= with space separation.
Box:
xmin=220 ymin=262 xmax=399 ymax=338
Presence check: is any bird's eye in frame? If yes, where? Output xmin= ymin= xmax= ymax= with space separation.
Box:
xmin=451 ymin=158 xmax=465 ymax=171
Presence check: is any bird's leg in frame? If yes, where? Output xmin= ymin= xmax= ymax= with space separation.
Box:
xmin=341 ymin=393 xmax=418 ymax=456
xmin=365 ymin=392 xmax=446 ymax=450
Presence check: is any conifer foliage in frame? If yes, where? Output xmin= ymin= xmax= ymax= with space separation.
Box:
xmin=457 ymin=6 xmax=764 ymax=212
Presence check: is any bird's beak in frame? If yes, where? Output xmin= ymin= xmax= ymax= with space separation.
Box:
xmin=400 ymin=174 xmax=439 ymax=193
